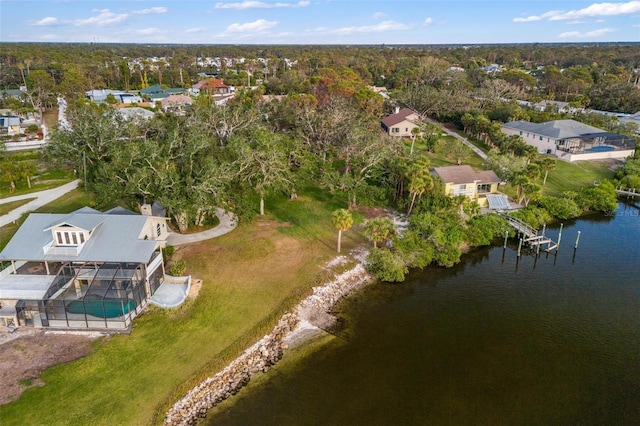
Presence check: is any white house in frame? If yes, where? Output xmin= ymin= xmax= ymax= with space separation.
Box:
xmin=0 ymin=206 xmax=171 ymax=329
xmin=501 ymin=119 xmax=636 ymax=162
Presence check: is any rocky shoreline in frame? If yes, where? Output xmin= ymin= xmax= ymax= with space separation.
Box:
xmin=164 ymin=261 xmax=373 ymax=426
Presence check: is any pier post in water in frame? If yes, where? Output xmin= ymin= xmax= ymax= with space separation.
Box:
xmin=503 ymin=231 xmax=508 ymax=249
xmin=574 ymin=231 xmax=581 ymax=249
xmin=556 ymin=223 xmax=564 ymax=252
xmin=517 ymin=238 xmax=523 ymax=257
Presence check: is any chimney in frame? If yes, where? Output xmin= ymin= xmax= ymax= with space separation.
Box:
xmin=394 ymin=106 xmax=400 ymax=114
xmin=140 ymin=204 xmax=152 ymax=216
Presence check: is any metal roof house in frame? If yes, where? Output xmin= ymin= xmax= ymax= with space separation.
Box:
xmin=501 ymin=119 xmax=636 ymax=162
xmin=0 ymin=206 xmax=170 ymax=329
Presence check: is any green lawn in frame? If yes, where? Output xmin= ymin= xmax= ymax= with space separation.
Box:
xmin=405 ymin=135 xmax=487 ymax=170
xmin=0 ymin=198 xmax=35 ymax=216
xmin=542 ymin=160 xmax=614 ymax=196
xmin=0 ymin=186 xmax=368 ymax=426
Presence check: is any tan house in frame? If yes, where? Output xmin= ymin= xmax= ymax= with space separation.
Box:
xmin=381 ymin=107 xmax=420 ymax=137
xmin=160 ymin=94 xmax=194 ymax=113
xmin=433 ymin=165 xmax=503 ymax=207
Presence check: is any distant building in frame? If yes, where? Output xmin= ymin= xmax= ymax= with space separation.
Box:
xmin=501 ymin=119 xmax=636 ymax=162
xmin=381 ymin=107 xmax=420 ymax=137
xmin=86 ymin=90 xmax=142 ymax=104
xmin=0 ymin=115 xmax=22 ymax=135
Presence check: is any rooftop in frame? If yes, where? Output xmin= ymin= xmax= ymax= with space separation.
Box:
xmin=433 ymin=165 xmax=502 ymax=185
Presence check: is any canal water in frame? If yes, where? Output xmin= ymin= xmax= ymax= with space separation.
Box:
xmin=206 ymin=203 xmax=640 ymax=425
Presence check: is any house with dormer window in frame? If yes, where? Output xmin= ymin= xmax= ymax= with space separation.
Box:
xmin=0 ymin=206 xmax=170 ymax=329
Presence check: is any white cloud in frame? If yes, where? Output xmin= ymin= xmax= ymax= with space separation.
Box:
xmin=74 ymin=9 xmax=129 ymax=26
xmin=132 ymin=7 xmax=168 ymax=15
xmin=329 ymin=20 xmax=412 ymax=35
xmin=372 ymin=12 xmax=387 ymax=19
xmin=424 ymin=17 xmax=433 ymax=25
xmin=185 ymin=28 xmax=204 ymax=33
xmin=134 ymin=27 xmax=165 ymax=35
xmin=514 ymin=1 xmax=640 ymax=22
xmin=215 ymin=0 xmax=309 ymax=9
xmin=558 ymin=28 xmax=615 ymax=38
xmin=40 ymin=34 xmax=59 ymax=40
xmin=34 ymin=17 xmax=63 ymax=26
xmin=225 ymin=19 xmax=278 ymax=32
xmin=567 ymin=20 xmax=585 ymax=24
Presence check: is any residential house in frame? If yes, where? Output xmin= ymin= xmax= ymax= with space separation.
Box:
xmin=381 ymin=107 xmax=421 ymax=137
xmin=368 ymin=86 xmax=389 ymax=99
xmin=620 ymin=111 xmax=640 ymax=135
xmin=160 ymin=94 xmax=194 ymax=113
xmin=433 ymin=165 xmax=503 ymax=207
xmin=0 ymin=87 xmax=27 ymax=100
xmin=116 ymin=107 xmax=155 ymax=121
xmin=86 ymin=90 xmax=143 ymax=104
xmin=0 ymin=206 xmax=171 ymax=329
xmin=0 ymin=115 xmax=22 ymax=135
xmin=501 ymin=119 xmax=636 ymax=162
xmin=190 ymin=78 xmax=231 ymax=96
xmin=140 ymin=85 xmax=187 ymax=102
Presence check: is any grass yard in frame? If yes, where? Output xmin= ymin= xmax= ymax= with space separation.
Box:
xmin=0 ymin=187 xmax=368 ymax=426
xmin=0 ymin=198 xmax=35 ymax=216
xmin=542 ymin=160 xmax=614 ymax=196
xmin=405 ymin=135 xmax=487 ymax=170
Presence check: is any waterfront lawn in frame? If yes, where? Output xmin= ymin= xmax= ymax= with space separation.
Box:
xmin=542 ymin=160 xmax=614 ymax=196
xmin=0 ymin=186 xmax=367 ymax=426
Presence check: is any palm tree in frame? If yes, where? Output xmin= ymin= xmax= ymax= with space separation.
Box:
xmin=536 ymin=157 xmax=556 ymax=185
xmin=363 ymin=217 xmax=396 ymax=248
xmin=332 ymin=209 xmax=353 ymax=253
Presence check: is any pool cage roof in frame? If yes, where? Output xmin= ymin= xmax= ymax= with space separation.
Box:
xmin=48 ymin=262 xmax=143 ymax=301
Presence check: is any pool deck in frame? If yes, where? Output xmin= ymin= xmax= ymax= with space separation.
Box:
xmin=149 ymin=277 xmax=191 ymax=308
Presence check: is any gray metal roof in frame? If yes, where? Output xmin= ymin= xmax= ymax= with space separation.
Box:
xmin=502 ymin=119 xmax=610 ymax=140
xmin=0 ymin=211 xmax=158 ymax=264
xmin=487 ymin=194 xmax=511 ymax=210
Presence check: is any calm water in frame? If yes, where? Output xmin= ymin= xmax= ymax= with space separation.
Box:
xmin=207 ymin=203 xmax=640 ymax=426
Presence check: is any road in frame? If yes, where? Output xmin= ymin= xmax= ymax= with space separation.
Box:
xmin=0 ymin=179 xmax=80 ymax=227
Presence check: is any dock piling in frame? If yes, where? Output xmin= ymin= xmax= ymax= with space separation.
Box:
xmin=574 ymin=231 xmax=581 ymax=249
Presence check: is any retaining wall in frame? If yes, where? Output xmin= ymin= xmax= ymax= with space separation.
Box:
xmin=164 ymin=263 xmax=372 ymax=426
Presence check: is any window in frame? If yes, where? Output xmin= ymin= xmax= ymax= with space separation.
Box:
xmin=72 ymin=233 xmax=78 ymax=245
xmin=459 ymin=184 xmax=467 ymax=190
xmin=540 ymin=136 xmax=543 ymax=141
xmin=55 ymin=230 xmax=86 ymax=247
xmin=519 ymin=131 xmax=522 ymax=135
xmin=56 ymin=233 xmax=63 ymax=244
xmin=477 ymin=183 xmax=492 ymax=193
xmin=156 ymin=223 xmax=162 ymax=237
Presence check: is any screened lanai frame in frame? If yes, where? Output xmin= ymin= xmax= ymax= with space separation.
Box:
xmin=16 ymin=261 xmax=151 ymax=329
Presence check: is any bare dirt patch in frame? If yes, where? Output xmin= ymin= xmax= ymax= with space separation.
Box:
xmin=0 ymin=332 xmax=97 ymax=405
xmin=354 ymin=206 xmax=388 ymax=219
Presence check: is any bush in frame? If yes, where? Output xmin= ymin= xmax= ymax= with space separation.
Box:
xmin=576 ymin=180 xmax=618 ymax=213
xmin=163 ymin=245 xmax=175 ymax=262
xmin=168 ymin=259 xmax=186 ymax=276
xmin=465 ymin=214 xmax=511 ymax=246
xmin=366 ymin=247 xmax=408 ymax=282
xmin=535 ymin=196 xmax=581 ymax=220
xmin=509 ymin=206 xmax=552 ymax=229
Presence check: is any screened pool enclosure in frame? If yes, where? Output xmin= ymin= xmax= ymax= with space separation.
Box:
xmin=14 ymin=258 xmax=163 ymax=329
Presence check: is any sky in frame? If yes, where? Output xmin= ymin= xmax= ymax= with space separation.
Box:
xmin=1 ymin=0 xmax=639 ymax=45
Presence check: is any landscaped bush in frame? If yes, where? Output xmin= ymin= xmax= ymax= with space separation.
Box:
xmin=163 ymin=245 xmax=175 ymax=262
xmin=169 ymin=259 xmax=186 ymax=276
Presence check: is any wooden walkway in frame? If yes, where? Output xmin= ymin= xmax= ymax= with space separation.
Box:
xmin=505 ymin=215 xmax=559 ymax=252
xmin=616 ymin=187 xmax=639 ymax=198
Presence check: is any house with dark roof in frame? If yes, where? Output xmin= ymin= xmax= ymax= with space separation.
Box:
xmin=0 ymin=206 xmax=171 ymax=329
xmin=190 ymin=78 xmax=231 ymax=96
xmin=501 ymin=119 xmax=636 ymax=162
xmin=381 ymin=107 xmax=420 ymax=137
xmin=433 ymin=165 xmax=504 ymax=207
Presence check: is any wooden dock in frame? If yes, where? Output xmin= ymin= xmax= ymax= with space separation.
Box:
xmin=615 ymin=187 xmax=639 ymax=198
xmin=505 ymin=215 xmax=559 ymax=252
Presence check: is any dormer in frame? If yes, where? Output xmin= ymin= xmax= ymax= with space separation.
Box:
xmin=42 ymin=213 xmax=104 ymax=256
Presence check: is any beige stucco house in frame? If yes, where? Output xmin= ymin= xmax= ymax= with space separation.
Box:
xmin=381 ymin=108 xmax=420 ymax=137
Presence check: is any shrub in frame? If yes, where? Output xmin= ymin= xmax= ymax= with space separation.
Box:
xmin=465 ymin=214 xmax=511 ymax=246
xmin=168 ymin=259 xmax=186 ymax=276
xmin=163 ymin=245 xmax=175 ymax=262
xmin=366 ymin=247 xmax=408 ymax=282
xmin=509 ymin=206 xmax=552 ymax=229
xmin=535 ymin=196 xmax=581 ymax=220
xmin=576 ymin=180 xmax=618 ymax=213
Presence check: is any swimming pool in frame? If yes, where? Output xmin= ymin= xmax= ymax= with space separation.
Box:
xmin=66 ymin=296 xmax=135 ymax=318
xmin=587 ymin=145 xmax=614 ymax=152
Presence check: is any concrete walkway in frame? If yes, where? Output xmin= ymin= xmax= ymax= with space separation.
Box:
xmin=166 ymin=208 xmax=238 ymax=246
xmin=0 ymin=179 xmax=80 ymax=227
xmin=425 ymin=117 xmax=489 ymax=160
